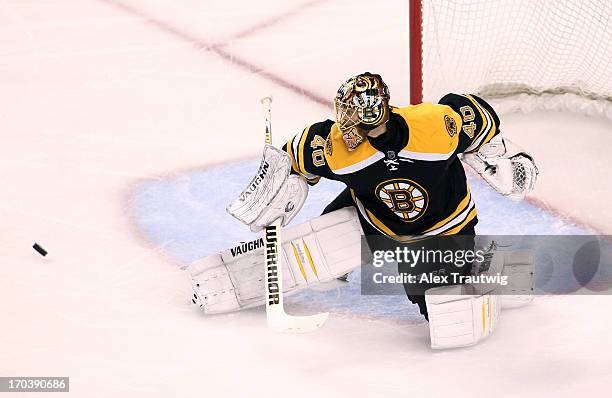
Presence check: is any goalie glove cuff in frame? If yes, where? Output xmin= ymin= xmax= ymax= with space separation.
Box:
xmin=462 ymin=137 xmax=538 ymax=201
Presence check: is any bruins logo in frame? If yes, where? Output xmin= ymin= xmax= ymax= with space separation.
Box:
xmin=444 ymin=115 xmax=457 ymax=137
xmin=376 ymin=179 xmax=428 ymax=222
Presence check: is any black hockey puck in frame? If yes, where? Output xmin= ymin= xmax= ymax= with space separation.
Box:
xmin=33 ymin=243 xmax=48 ymax=257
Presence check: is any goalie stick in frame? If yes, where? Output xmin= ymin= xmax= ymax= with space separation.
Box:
xmin=260 ymin=96 xmax=329 ymax=333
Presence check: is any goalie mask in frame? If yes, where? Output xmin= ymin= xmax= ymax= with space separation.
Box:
xmin=334 ymin=72 xmax=390 ymax=151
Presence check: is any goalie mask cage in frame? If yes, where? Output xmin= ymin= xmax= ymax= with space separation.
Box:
xmin=409 ymin=0 xmax=612 ymax=120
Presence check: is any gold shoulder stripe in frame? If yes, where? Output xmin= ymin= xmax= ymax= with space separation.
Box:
xmin=464 ymin=94 xmax=488 ymax=140
xmin=464 ymin=94 xmax=498 ymax=151
xmin=297 ymin=125 xmax=311 ymax=175
xmin=462 ymin=94 xmax=497 ymax=153
xmin=475 ymin=107 xmax=497 ymax=150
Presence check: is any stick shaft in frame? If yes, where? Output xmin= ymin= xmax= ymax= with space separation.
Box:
xmin=259 ymin=96 xmax=329 ymax=332
xmin=260 ymin=96 xmax=285 ymax=317
xmin=261 ymin=97 xmax=273 ymax=145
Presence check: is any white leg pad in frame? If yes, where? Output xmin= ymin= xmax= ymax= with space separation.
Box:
xmin=426 ymin=246 xmax=535 ymax=349
xmin=426 ymin=284 xmax=501 ymax=349
xmin=499 ymin=250 xmax=535 ymax=308
xmin=188 ymin=207 xmax=365 ymax=314
xmin=473 ymin=245 xmax=535 ymax=309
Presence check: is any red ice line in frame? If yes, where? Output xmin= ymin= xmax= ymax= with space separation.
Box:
xmin=99 ymin=0 xmax=330 ymax=107
xmin=225 ymin=0 xmax=327 ymax=42
xmin=100 ymin=0 xmax=605 ymax=235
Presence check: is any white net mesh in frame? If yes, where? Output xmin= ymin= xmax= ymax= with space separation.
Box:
xmin=420 ymin=0 xmax=612 ymax=119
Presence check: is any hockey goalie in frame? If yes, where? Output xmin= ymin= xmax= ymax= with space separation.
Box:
xmin=189 ymin=72 xmax=538 ymax=348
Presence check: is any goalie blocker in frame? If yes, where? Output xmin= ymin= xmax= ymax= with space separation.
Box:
xmin=189 ymin=207 xmax=368 ymax=314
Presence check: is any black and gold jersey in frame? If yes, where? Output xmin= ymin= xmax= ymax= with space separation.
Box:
xmin=282 ymin=93 xmax=500 ymax=241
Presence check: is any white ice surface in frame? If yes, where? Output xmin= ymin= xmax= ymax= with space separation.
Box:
xmin=1 ymin=1 xmax=611 ymax=397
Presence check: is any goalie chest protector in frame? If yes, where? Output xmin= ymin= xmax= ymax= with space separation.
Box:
xmin=282 ymin=94 xmax=500 ymax=240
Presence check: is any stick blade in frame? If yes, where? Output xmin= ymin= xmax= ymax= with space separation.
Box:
xmin=268 ymin=311 xmax=329 ymax=333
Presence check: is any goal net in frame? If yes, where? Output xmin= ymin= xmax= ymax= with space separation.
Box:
xmin=410 ymin=0 xmax=612 ymax=120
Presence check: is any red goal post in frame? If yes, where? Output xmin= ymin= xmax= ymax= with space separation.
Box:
xmin=409 ymin=0 xmax=612 ymax=120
